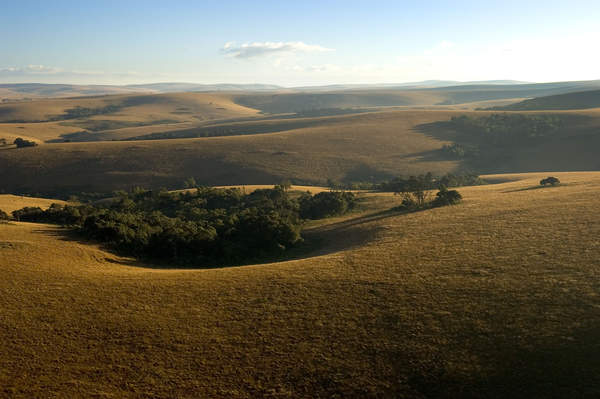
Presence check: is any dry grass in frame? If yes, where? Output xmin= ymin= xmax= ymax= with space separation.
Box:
xmin=0 ymin=109 xmax=464 ymax=194
xmin=0 ymin=92 xmax=259 ymax=143
xmin=0 ymin=121 xmax=84 ymax=143
xmin=1 ymin=172 xmax=600 ymax=397
xmin=0 ymin=194 xmax=67 ymax=214
xmin=3 ymin=107 xmax=600 ymax=195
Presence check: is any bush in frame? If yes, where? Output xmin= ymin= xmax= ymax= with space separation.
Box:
xmin=13 ymin=138 xmax=37 ymax=148
xmin=12 ymin=206 xmax=44 ymax=221
xmin=540 ymin=176 xmax=560 ymax=186
xmin=433 ymin=187 xmax=463 ymax=206
xmin=299 ymin=191 xmax=357 ymax=219
xmin=0 ymin=209 xmax=9 ymax=221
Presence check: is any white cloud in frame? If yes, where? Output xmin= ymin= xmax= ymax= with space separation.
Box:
xmin=222 ymin=41 xmax=333 ymax=59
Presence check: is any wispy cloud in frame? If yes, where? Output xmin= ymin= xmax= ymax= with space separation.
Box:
xmin=0 ymin=65 xmax=64 ymax=74
xmin=222 ymin=41 xmax=333 ymax=59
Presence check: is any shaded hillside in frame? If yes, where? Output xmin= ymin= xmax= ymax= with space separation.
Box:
xmin=415 ymin=110 xmax=600 ymax=173
xmin=490 ymin=89 xmax=600 ymax=110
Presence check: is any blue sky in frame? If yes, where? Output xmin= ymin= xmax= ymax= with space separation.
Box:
xmin=1 ymin=0 xmax=599 ymax=86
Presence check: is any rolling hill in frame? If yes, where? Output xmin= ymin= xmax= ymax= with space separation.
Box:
xmin=2 ymin=107 xmax=600 ymax=196
xmin=233 ymin=80 xmax=600 ymax=113
xmin=4 ymin=80 xmax=600 ymax=145
xmin=1 ymin=109 xmax=463 ymax=195
xmin=1 ymin=172 xmax=600 ymax=397
xmin=0 ymin=92 xmax=261 ymax=143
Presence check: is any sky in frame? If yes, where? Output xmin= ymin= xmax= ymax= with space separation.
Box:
xmin=1 ymin=0 xmax=599 ymax=86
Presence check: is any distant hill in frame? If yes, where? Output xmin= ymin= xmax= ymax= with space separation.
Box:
xmin=124 ymin=82 xmax=284 ymax=92
xmin=0 ymin=83 xmax=283 ymax=100
xmin=3 ymin=80 xmax=600 ymax=102
xmin=289 ymin=80 xmax=531 ymax=91
xmin=233 ymin=81 xmax=600 ymax=113
xmin=0 ymin=83 xmax=152 ymax=99
xmin=489 ymin=89 xmax=600 ymax=110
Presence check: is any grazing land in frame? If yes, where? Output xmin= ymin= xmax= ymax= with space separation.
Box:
xmin=1 ymin=172 xmax=600 ymax=397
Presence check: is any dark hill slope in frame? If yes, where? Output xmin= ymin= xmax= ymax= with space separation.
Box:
xmin=492 ymin=89 xmax=600 ymax=110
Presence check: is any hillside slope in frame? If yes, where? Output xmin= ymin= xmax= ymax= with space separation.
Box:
xmin=493 ymin=89 xmax=600 ymax=110
xmin=0 ymin=110 xmax=462 ymax=195
xmin=2 ymin=108 xmax=600 ymax=195
xmin=1 ymin=172 xmax=600 ymax=397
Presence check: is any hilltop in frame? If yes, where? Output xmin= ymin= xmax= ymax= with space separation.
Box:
xmin=1 ymin=172 xmax=600 ymax=397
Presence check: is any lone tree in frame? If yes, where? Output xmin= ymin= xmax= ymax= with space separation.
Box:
xmin=433 ymin=186 xmax=462 ymax=206
xmin=540 ymin=176 xmax=560 ymax=186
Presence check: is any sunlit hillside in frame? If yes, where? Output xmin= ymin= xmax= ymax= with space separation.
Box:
xmin=1 ymin=172 xmax=599 ymax=397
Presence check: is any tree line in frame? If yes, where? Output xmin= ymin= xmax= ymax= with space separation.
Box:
xmin=328 ymin=172 xmax=483 ymax=191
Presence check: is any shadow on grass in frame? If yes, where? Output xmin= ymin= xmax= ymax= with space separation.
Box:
xmin=503 ymin=184 xmax=565 ymax=193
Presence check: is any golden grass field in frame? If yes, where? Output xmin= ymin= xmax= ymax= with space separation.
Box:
xmin=1 ymin=171 xmax=599 ymax=397
xmin=0 ymin=194 xmax=68 ymax=214
xmin=0 ymin=92 xmax=260 ymax=144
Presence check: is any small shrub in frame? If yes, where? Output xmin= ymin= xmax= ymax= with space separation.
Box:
xmin=0 ymin=209 xmax=9 ymax=221
xmin=540 ymin=176 xmax=560 ymax=186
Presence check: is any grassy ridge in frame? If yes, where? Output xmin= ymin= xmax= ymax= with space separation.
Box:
xmin=1 ymin=172 xmax=600 ymax=397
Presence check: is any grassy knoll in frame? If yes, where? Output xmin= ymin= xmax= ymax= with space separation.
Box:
xmin=1 ymin=172 xmax=599 ymax=397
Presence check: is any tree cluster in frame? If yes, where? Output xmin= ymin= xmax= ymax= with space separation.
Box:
xmin=448 ymin=113 xmax=562 ymax=147
xmin=11 ymin=187 xmax=357 ymax=267
xmin=328 ymin=172 xmax=483 ymax=191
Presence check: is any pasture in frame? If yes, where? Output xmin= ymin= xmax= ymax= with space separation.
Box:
xmin=1 ymin=172 xmax=599 ymax=397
